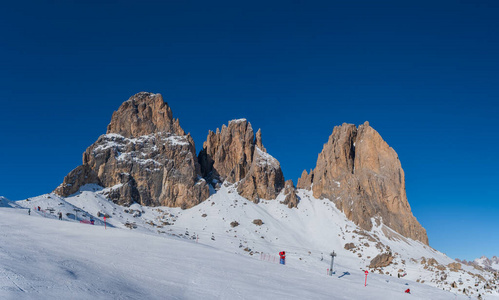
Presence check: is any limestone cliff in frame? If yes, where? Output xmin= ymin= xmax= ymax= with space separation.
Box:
xmin=55 ymin=92 xmax=209 ymax=208
xmin=281 ymin=179 xmax=299 ymax=208
xmin=199 ymin=119 xmax=286 ymax=202
xmin=298 ymin=121 xmax=428 ymax=245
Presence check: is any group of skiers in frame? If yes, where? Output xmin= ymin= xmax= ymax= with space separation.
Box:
xmin=28 ymin=207 xmax=62 ymax=220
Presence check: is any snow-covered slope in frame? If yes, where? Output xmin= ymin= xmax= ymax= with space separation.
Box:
xmin=4 ymin=184 xmax=499 ymax=299
xmin=0 ymin=206 xmax=471 ymax=300
xmin=0 ymin=196 xmax=16 ymax=208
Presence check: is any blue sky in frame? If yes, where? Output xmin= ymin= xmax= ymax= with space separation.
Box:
xmin=1 ymin=0 xmax=498 ymax=260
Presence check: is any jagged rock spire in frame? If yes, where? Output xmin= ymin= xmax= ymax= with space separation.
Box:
xmin=199 ymin=119 xmax=285 ymax=202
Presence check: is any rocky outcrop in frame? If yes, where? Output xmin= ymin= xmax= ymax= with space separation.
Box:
xmin=369 ymin=252 xmax=394 ymax=268
xmin=298 ymin=121 xmax=428 ymax=245
xmin=448 ymin=262 xmax=462 ymax=272
xmin=237 ymin=147 xmax=285 ymax=202
xmin=55 ymin=92 xmax=209 ymax=208
xmin=344 ymin=243 xmax=356 ymax=251
xmin=296 ymin=169 xmax=313 ymax=190
xmin=199 ymin=119 xmax=285 ymax=202
xmin=281 ymin=180 xmax=299 ymax=208
xmin=54 ymin=165 xmax=101 ymax=197
xmin=199 ymin=119 xmax=254 ymax=184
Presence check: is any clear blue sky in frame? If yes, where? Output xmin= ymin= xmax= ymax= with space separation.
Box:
xmin=1 ymin=0 xmax=497 ymax=260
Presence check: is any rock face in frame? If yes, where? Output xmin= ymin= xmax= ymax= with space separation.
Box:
xmin=281 ymin=180 xmax=299 ymax=208
xmin=298 ymin=121 xmax=428 ymax=245
xmin=54 ymin=165 xmax=101 ymax=197
xmin=369 ymin=252 xmax=394 ymax=268
xmin=55 ymin=92 xmax=209 ymax=208
xmin=198 ymin=119 xmax=285 ymax=202
xmin=296 ymin=169 xmax=313 ymax=190
xmin=106 ymin=92 xmax=186 ymax=137
xmin=344 ymin=243 xmax=356 ymax=251
xmin=448 ymin=262 xmax=462 ymax=272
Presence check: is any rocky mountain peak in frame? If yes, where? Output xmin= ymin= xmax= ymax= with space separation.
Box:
xmin=298 ymin=121 xmax=429 ymax=245
xmin=106 ymin=92 xmax=185 ymax=138
xmin=53 ymin=93 xmax=428 ymax=241
xmin=55 ymin=92 xmax=209 ymax=208
xmin=474 ymin=256 xmax=499 ymax=269
xmin=199 ymin=119 xmax=285 ymax=202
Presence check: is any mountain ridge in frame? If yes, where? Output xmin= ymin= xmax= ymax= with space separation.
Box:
xmin=457 ymin=256 xmax=499 ymax=272
xmin=55 ymin=92 xmax=424 ymax=246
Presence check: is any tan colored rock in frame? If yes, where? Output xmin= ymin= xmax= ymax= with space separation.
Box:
xmin=199 ymin=119 xmax=285 ymax=202
xmin=299 ymin=121 xmax=429 ymax=245
xmin=255 ymin=128 xmax=266 ymax=152
xmin=55 ymin=165 xmax=100 ymax=196
xmin=253 ymin=219 xmax=264 ymax=226
xmin=369 ymin=252 xmax=394 ymax=268
xmin=344 ymin=243 xmax=356 ymax=250
xmin=238 ymin=147 xmax=285 ymax=202
xmin=199 ymin=119 xmax=256 ymax=183
xmin=281 ymin=180 xmax=299 ymax=208
xmin=106 ymin=92 xmax=185 ymax=138
xmin=297 ymin=169 xmax=313 ymax=190
xmin=55 ymin=92 xmax=209 ymax=208
xmin=448 ymin=262 xmax=462 ymax=272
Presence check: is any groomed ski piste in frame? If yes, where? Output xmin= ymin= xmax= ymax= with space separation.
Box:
xmin=1 ymin=185 xmax=497 ymax=299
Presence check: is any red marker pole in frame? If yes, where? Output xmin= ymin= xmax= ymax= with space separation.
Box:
xmin=364 ymin=270 xmax=368 ymax=287
xmin=104 ymin=216 xmax=106 ymax=230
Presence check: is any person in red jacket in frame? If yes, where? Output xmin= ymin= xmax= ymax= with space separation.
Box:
xmin=405 ymin=289 xmax=411 ymax=294
xmin=279 ymin=251 xmax=286 ymax=265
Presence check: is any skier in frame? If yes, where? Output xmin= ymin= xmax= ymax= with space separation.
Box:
xmin=58 ymin=212 xmax=62 ymax=220
xmin=279 ymin=251 xmax=286 ymax=265
xmin=405 ymin=288 xmax=411 ymax=294
xmin=28 ymin=208 xmax=30 ymax=215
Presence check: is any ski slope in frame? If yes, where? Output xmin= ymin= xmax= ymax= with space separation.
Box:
xmin=0 ymin=206 xmax=471 ymax=300
xmin=1 ymin=185 xmax=498 ymax=299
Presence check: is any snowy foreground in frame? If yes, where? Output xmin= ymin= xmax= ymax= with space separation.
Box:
xmin=0 ymin=187 xmax=497 ymax=299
